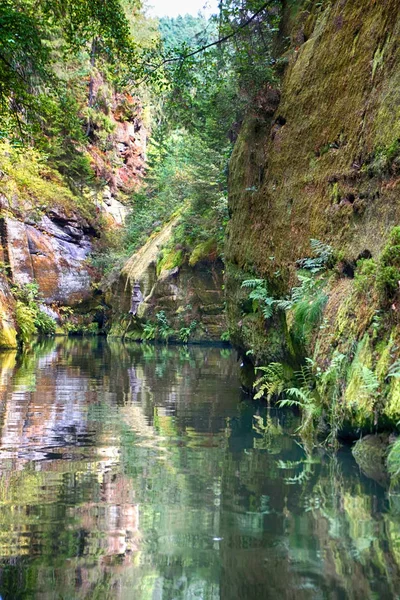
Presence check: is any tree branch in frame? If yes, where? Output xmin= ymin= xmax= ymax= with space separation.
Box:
xmin=133 ymin=1 xmax=270 ymax=84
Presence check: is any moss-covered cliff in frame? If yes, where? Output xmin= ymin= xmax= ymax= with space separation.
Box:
xmin=226 ymin=0 xmax=400 ymax=432
xmin=108 ymin=217 xmax=226 ymax=343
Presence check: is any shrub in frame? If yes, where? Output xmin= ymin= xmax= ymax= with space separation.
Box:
xmin=15 ymin=301 xmax=37 ymax=344
xmin=34 ymin=310 xmax=57 ymax=335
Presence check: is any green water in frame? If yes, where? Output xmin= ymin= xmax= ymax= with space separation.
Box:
xmin=0 ymin=338 xmax=398 ymax=599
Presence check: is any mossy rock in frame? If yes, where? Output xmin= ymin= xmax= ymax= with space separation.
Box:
xmin=157 ymin=248 xmax=183 ymax=276
xmin=352 ymin=434 xmax=390 ymax=487
xmin=189 ymin=238 xmax=217 ymax=267
xmin=0 ymin=322 xmax=17 ymax=349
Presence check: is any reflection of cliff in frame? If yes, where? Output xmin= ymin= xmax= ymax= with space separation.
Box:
xmin=0 ymin=340 xmax=397 ymax=599
xmin=219 ymin=410 xmax=400 ymax=599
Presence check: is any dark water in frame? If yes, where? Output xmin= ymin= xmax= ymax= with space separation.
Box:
xmin=0 ymin=339 xmax=398 ymax=599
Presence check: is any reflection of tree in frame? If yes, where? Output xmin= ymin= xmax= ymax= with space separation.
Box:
xmin=0 ymin=341 xmax=400 ymax=599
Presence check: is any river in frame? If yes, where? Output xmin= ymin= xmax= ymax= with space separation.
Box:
xmin=0 ymin=338 xmax=397 ymax=599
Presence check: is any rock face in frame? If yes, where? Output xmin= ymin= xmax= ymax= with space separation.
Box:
xmin=110 ymin=260 xmax=226 ymax=342
xmin=0 ymin=275 xmax=17 ymax=349
xmin=90 ymin=92 xmax=147 ymax=199
xmin=108 ymin=219 xmax=226 ymax=341
xmin=0 ymin=78 xmax=149 ymax=347
xmin=225 ymin=0 xmax=400 ymax=427
xmin=3 ymin=214 xmax=94 ymax=306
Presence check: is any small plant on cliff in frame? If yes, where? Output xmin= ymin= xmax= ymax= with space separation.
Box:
xmin=278 ymin=362 xmax=321 ymax=439
xmin=296 ymin=239 xmax=335 ymax=273
xmin=34 ymin=310 xmax=57 ymax=336
xmin=142 ymin=321 xmax=157 ymax=340
xmin=254 ymin=362 xmax=289 ymax=400
xmin=242 ymin=240 xmax=332 ymax=326
xmin=156 ymin=311 xmax=175 ymax=342
xmin=179 ymin=320 xmax=197 ymax=344
xmin=15 ymin=302 xmax=38 ymax=345
xmin=13 ymin=282 xmax=56 ymax=343
xmin=241 ymin=279 xmax=277 ymax=318
xmin=253 ymin=359 xmax=321 ymax=439
xmin=376 ymin=227 xmax=400 ymax=303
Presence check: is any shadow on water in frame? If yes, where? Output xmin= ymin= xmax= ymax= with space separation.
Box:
xmin=0 ymin=338 xmax=397 ymax=599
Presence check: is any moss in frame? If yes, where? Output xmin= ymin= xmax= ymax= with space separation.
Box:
xmin=352 ymin=434 xmax=389 ymax=486
xmin=375 ymin=335 xmax=395 ymax=381
xmin=0 ymin=140 xmax=96 ymax=223
xmin=329 ymin=181 xmax=341 ymax=203
xmin=189 ymin=238 xmax=217 ymax=267
xmin=157 ymin=248 xmax=183 ymax=275
xmin=384 ymin=379 xmax=400 ymax=421
xmin=225 ymin=0 xmax=400 ymax=434
xmin=0 ymin=322 xmax=17 ymax=348
xmin=353 ymin=259 xmax=378 ymax=295
xmin=375 ymin=227 xmax=400 ymax=301
xmin=344 ymin=335 xmax=375 ymax=426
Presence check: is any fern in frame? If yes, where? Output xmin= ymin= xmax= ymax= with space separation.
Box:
xmin=242 ymin=279 xmax=267 ymax=289
xmin=254 ymin=362 xmax=287 ymax=400
xmin=359 ymin=365 xmax=380 ymax=393
xmin=388 ymin=360 xmax=400 ymax=378
xmin=294 ymin=362 xmax=315 ymax=389
xmin=285 ymin=387 xmax=315 ymax=406
xmin=241 ymin=279 xmax=278 ymax=319
xmin=297 ymin=239 xmax=334 ymax=272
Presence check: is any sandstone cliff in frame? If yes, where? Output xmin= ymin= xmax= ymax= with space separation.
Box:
xmin=108 ymin=218 xmax=226 ymax=342
xmin=226 ymin=0 xmax=400 ymax=429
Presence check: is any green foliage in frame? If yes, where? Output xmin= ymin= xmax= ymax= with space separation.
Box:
xmin=365 ymin=139 xmax=400 ymax=177
xmin=0 ymin=141 xmax=95 ymax=221
xmin=220 ymin=330 xmax=231 ymax=342
xmin=290 ymin=273 xmax=328 ymax=343
xmin=159 ymin=15 xmax=211 ymax=51
xmin=15 ymin=302 xmax=38 ymax=345
xmin=296 ymin=239 xmax=335 ymax=273
xmin=13 ymin=283 xmax=57 ymax=343
xmin=156 ymin=311 xmax=174 ymax=342
xmin=34 ymin=309 xmax=57 ymax=336
xmin=62 ymin=321 xmax=98 ymax=335
xmin=253 ymin=358 xmax=321 ymax=438
xmin=375 ymin=227 xmax=400 ymax=302
xmin=162 ymin=2 xmax=282 ymax=149
xmin=125 ymin=130 xmax=228 ymax=257
xmin=254 ymin=362 xmax=288 ymax=400
xmin=242 ymin=241 xmax=330 ymax=342
xmin=241 ymin=279 xmax=277 ymax=318
xmin=354 ymin=258 xmax=378 ymax=295
xmin=142 ymin=321 xmax=157 ymax=340
xmin=179 ymin=321 xmax=197 ymax=344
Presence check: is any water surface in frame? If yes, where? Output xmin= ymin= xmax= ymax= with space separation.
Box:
xmin=0 ymin=339 xmax=398 ymax=599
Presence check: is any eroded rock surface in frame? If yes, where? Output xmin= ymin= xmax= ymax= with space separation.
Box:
xmin=4 ymin=215 xmax=93 ymax=306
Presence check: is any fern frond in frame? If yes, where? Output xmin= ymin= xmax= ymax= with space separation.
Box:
xmin=278 ymin=398 xmax=303 ymax=408
xmin=359 ymin=366 xmax=379 ymax=392
xmin=286 ymin=387 xmax=314 ymax=405
xmin=262 ymin=303 xmax=274 ymax=319
xmin=242 ymin=279 xmax=266 ymax=289
xmin=388 ymin=360 xmax=400 ymax=378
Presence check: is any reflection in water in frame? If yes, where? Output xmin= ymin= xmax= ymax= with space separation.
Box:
xmin=0 ymin=339 xmax=397 ymax=599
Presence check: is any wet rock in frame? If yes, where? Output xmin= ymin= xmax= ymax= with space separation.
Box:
xmin=352 ymin=434 xmax=390 ymax=487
